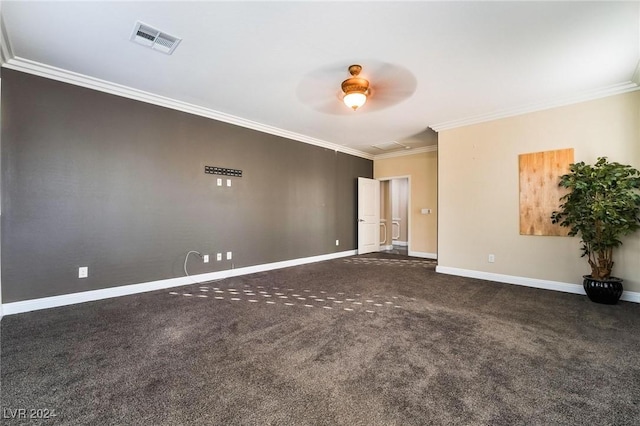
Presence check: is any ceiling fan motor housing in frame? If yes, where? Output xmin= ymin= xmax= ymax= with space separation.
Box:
xmin=341 ymin=77 xmax=369 ymax=94
xmin=341 ymin=64 xmax=370 ymax=95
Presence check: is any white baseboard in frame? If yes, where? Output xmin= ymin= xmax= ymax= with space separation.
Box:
xmin=623 ymin=291 xmax=640 ymax=303
xmin=2 ymin=250 xmax=357 ymax=316
xmin=379 ymin=244 xmax=394 ymax=251
xmin=435 ymin=266 xmax=640 ymax=304
xmin=392 ymin=241 xmax=408 ymax=247
xmin=408 ymin=251 xmax=438 ymax=260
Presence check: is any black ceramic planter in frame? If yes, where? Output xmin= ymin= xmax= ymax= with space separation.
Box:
xmin=583 ymin=275 xmax=623 ymax=305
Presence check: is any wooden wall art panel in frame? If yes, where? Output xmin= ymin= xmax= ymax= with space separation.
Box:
xmin=519 ymin=148 xmax=574 ymax=236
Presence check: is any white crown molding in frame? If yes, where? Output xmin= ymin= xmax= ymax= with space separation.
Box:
xmin=436 ymin=266 xmax=640 ymax=304
xmin=430 ymin=81 xmax=640 ymax=132
xmin=2 ymin=56 xmax=374 ymax=160
xmin=373 ymin=145 xmax=437 ymax=160
xmin=7 ymin=55 xmax=638 ymax=158
xmin=0 ymin=11 xmax=12 ymax=66
xmin=2 ymin=249 xmax=358 ymax=315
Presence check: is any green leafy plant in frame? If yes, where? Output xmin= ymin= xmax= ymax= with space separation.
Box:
xmin=551 ymin=157 xmax=640 ymax=280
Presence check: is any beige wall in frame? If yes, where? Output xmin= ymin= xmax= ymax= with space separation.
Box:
xmin=438 ymin=91 xmax=640 ymax=293
xmin=374 ymin=151 xmax=438 ymax=256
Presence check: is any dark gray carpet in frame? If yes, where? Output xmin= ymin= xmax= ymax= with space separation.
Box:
xmin=2 ymin=253 xmax=639 ymax=425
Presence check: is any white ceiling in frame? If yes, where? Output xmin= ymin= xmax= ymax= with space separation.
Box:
xmin=1 ymin=1 xmax=639 ymax=158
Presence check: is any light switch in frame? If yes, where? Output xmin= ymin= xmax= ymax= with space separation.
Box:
xmin=216 ymin=178 xmax=222 ymax=186
xmin=226 ymin=179 xmax=232 ymax=187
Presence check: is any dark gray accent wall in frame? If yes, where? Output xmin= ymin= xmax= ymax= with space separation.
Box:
xmin=1 ymin=69 xmax=372 ymax=303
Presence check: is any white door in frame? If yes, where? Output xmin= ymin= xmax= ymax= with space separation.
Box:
xmin=358 ymin=177 xmax=380 ymax=254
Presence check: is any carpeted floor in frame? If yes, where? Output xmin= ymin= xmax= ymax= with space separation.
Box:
xmin=2 ymin=253 xmax=639 ymax=425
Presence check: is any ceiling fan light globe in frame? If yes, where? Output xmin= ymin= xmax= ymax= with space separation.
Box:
xmin=343 ymin=92 xmax=367 ymax=111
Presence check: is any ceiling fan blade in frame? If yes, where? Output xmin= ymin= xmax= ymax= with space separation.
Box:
xmin=297 ymin=66 xmax=354 ymax=115
xmin=366 ymin=63 xmax=417 ymax=110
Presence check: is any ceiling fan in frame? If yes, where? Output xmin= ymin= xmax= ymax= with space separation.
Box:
xmin=341 ymin=65 xmax=370 ymax=111
xmin=296 ymin=61 xmax=418 ymax=115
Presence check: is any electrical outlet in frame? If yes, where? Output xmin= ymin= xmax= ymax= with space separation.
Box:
xmin=203 ymin=255 xmax=209 ymax=263
xmin=488 ymin=254 xmax=495 ymax=263
xmin=78 ymin=266 xmax=88 ymax=278
xmin=216 ymin=253 xmax=222 ymax=261
xmin=336 ymin=239 xmax=339 ymax=246
xmin=226 ymin=251 xmax=232 ymax=260
xmin=217 ymin=178 xmax=222 ymax=186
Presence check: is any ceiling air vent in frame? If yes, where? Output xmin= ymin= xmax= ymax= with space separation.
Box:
xmin=372 ymin=141 xmax=411 ymax=151
xmin=130 ymin=21 xmax=181 ymax=55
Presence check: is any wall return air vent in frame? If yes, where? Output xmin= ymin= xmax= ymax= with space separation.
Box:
xmin=130 ymin=21 xmax=181 ymax=55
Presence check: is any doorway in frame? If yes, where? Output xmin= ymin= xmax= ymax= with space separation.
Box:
xmin=379 ymin=177 xmax=410 ymax=255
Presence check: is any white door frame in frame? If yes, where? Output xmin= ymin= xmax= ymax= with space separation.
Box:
xmin=377 ymin=175 xmax=411 ymax=255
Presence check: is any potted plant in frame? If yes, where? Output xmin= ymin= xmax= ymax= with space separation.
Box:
xmin=551 ymin=157 xmax=640 ymax=304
